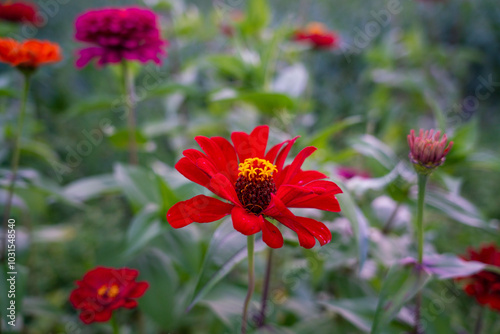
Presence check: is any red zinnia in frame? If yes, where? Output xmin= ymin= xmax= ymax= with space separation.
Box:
xmin=293 ymin=22 xmax=340 ymax=49
xmin=74 ymin=7 xmax=167 ymax=68
xmin=0 ymin=38 xmax=62 ymax=70
xmin=69 ymin=267 xmax=149 ymax=324
xmin=458 ymin=244 xmax=500 ymax=312
xmin=0 ymin=1 xmax=38 ymax=24
xmin=166 ymin=125 xmax=342 ymax=249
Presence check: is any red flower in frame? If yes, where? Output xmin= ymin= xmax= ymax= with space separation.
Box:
xmin=74 ymin=7 xmax=168 ymax=68
xmin=0 ymin=1 xmax=39 ymax=24
xmin=459 ymin=244 xmax=500 ymax=312
xmin=0 ymin=38 xmax=62 ymax=70
xmin=69 ymin=267 xmax=149 ymax=324
xmin=407 ymin=129 xmax=453 ymax=175
xmin=166 ymin=125 xmax=342 ymax=249
xmin=293 ymin=22 xmax=340 ymax=49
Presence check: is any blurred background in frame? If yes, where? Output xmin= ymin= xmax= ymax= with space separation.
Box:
xmin=1 ymin=0 xmax=499 ymax=333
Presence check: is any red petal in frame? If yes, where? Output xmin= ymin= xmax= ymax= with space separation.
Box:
xmin=288 ymin=194 xmax=341 ymax=212
xmin=292 ymin=216 xmax=332 ymax=246
xmin=167 ymin=195 xmax=233 ymax=228
xmin=182 ymin=148 xmax=207 ymax=162
xmin=276 ymin=185 xmax=314 ymax=205
xmin=249 ymin=125 xmax=269 ymax=158
xmin=93 ymin=308 xmax=113 ymax=322
xmin=262 ymin=218 xmax=284 ymax=248
xmin=175 ymin=157 xmax=211 ymax=188
xmin=209 ymin=173 xmax=241 ymax=204
xmin=128 ymin=281 xmax=149 ymax=298
xmin=289 ymin=170 xmax=328 ymax=186
xmin=231 ymin=131 xmax=252 ymax=162
xmin=195 ymin=157 xmax=219 ymax=177
xmin=212 ymin=136 xmax=239 ymax=182
xmin=195 ymin=136 xmax=229 ymax=175
xmin=231 ymin=206 xmax=263 ymax=235
xmin=274 ymin=136 xmax=299 ymax=171
xmin=265 ymin=141 xmax=286 ymax=164
xmin=303 ymin=180 xmax=343 ymax=195
xmin=123 ymin=300 xmax=138 ymax=308
xmin=277 ymin=146 xmax=316 ymax=187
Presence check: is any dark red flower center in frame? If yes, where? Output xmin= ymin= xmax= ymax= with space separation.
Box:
xmin=235 ymin=158 xmax=277 ymax=215
xmin=97 ymin=283 xmax=120 ymax=301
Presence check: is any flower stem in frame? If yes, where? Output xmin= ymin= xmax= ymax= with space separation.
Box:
xmin=121 ymin=61 xmax=138 ymax=165
xmin=256 ymin=248 xmax=274 ymax=328
xmin=474 ymin=306 xmax=484 ymax=334
xmin=1 ymin=74 xmax=30 ymax=262
xmin=382 ymin=201 xmax=402 ymax=235
xmin=241 ymin=234 xmax=255 ymax=334
xmin=111 ymin=314 xmax=120 ymax=334
xmin=414 ymin=173 xmax=428 ymax=334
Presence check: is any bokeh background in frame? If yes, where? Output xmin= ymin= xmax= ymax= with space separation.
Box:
xmin=1 ymin=0 xmax=500 ymax=333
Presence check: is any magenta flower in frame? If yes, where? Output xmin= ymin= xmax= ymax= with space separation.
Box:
xmin=74 ymin=7 xmax=167 ymax=68
xmin=407 ymin=129 xmax=453 ymax=174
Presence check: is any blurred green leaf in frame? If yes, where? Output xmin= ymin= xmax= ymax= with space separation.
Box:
xmin=125 ymin=204 xmax=162 ymax=256
xmin=308 ymin=115 xmax=363 ymax=149
xmin=114 ymin=164 xmax=161 ymax=210
xmin=63 ymin=174 xmax=119 ymax=202
xmin=188 ymin=220 xmax=266 ymax=311
xmin=240 ymin=0 xmax=270 ymax=35
xmin=212 ymin=91 xmax=294 ymax=115
xmin=108 ymin=129 xmax=148 ymax=150
xmin=351 ymin=135 xmax=398 ymax=170
xmin=371 ymin=264 xmax=431 ymax=334
xmin=321 ymin=297 xmax=378 ymax=333
xmin=64 ymin=96 xmax=117 ymax=118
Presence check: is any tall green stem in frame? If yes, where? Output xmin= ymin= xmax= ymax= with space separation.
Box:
xmin=1 ymin=74 xmax=30 ymax=262
xmin=474 ymin=306 xmax=484 ymax=334
xmin=256 ymin=248 xmax=273 ymax=328
xmin=121 ymin=61 xmax=138 ymax=165
xmin=111 ymin=314 xmax=120 ymax=334
xmin=241 ymin=235 xmax=255 ymax=334
xmin=414 ymin=173 xmax=428 ymax=334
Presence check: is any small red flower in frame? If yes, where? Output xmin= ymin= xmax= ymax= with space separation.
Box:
xmin=0 ymin=1 xmax=39 ymax=24
xmin=69 ymin=267 xmax=149 ymax=324
xmin=0 ymin=38 xmax=62 ymax=70
xmin=458 ymin=244 xmax=500 ymax=312
xmin=166 ymin=125 xmax=342 ymax=249
xmin=293 ymin=22 xmax=340 ymax=49
xmin=407 ymin=129 xmax=453 ymax=174
xmin=74 ymin=7 xmax=168 ymax=68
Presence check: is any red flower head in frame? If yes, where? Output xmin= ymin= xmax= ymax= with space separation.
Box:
xmin=0 ymin=1 xmax=39 ymax=24
xmin=0 ymin=38 xmax=62 ymax=71
xmin=69 ymin=267 xmax=149 ymax=324
xmin=166 ymin=125 xmax=343 ymax=249
xmin=74 ymin=7 xmax=168 ymax=68
xmin=458 ymin=244 xmax=500 ymax=312
xmin=407 ymin=129 xmax=453 ymax=175
xmin=293 ymin=22 xmax=340 ymax=49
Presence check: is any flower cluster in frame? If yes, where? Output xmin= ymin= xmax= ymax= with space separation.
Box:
xmin=74 ymin=7 xmax=167 ymax=68
xmin=407 ymin=129 xmax=453 ymax=175
xmin=459 ymin=244 xmax=500 ymax=312
xmin=0 ymin=38 xmax=62 ymax=71
xmin=69 ymin=267 xmax=149 ymax=324
xmin=293 ymin=22 xmax=340 ymax=49
xmin=0 ymin=1 xmax=38 ymax=24
xmin=166 ymin=125 xmax=342 ymax=249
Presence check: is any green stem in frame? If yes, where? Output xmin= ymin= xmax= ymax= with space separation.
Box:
xmin=414 ymin=173 xmax=428 ymax=334
xmin=241 ymin=235 xmax=255 ymax=334
xmin=474 ymin=306 xmax=484 ymax=334
xmin=111 ymin=314 xmax=120 ymax=334
xmin=416 ymin=174 xmax=428 ymax=264
xmin=256 ymin=248 xmax=273 ymax=328
xmin=1 ymin=74 xmax=30 ymax=262
xmin=121 ymin=61 xmax=138 ymax=165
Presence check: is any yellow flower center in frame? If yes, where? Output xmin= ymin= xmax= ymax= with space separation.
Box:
xmin=306 ymin=22 xmax=327 ymax=35
xmin=238 ymin=158 xmax=277 ymax=181
xmin=97 ymin=284 xmax=120 ymax=299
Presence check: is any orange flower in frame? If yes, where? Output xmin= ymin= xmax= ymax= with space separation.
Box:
xmin=0 ymin=38 xmax=62 ymax=71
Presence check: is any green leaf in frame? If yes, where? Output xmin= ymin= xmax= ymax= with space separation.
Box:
xmin=307 ymin=116 xmax=363 ymax=149
xmin=108 ymin=129 xmax=148 ymax=149
xmin=64 ymin=96 xmax=117 ymax=118
xmin=371 ymin=264 xmax=431 ymax=334
xmin=135 ymin=249 xmax=182 ymax=330
xmin=241 ymin=0 xmax=271 ymax=35
xmin=351 ymin=134 xmax=398 ymax=170
xmin=321 ymin=297 xmax=379 ymax=333
xmin=156 ymin=174 xmax=180 ymax=214
xmin=207 ymin=55 xmax=248 ymax=80
xmin=336 ymin=186 xmax=369 ymax=273
xmin=187 ymin=220 xmax=266 ymax=311
xmin=113 ymin=164 xmax=161 ymax=210
xmin=20 ymin=140 xmax=61 ymax=167
xmin=63 ymin=174 xmax=119 ymax=202
xmin=211 ymin=91 xmax=294 ymax=115
xmin=124 ymin=204 xmax=162 ymax=256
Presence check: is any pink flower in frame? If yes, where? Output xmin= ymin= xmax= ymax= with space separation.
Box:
xmin=74 ymin=7 xmax=167 ymax=68
xmin=407 ymin=129 xmax=453 ymax=174
xmin=336 ymin=167 xmax=371 ymax=180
